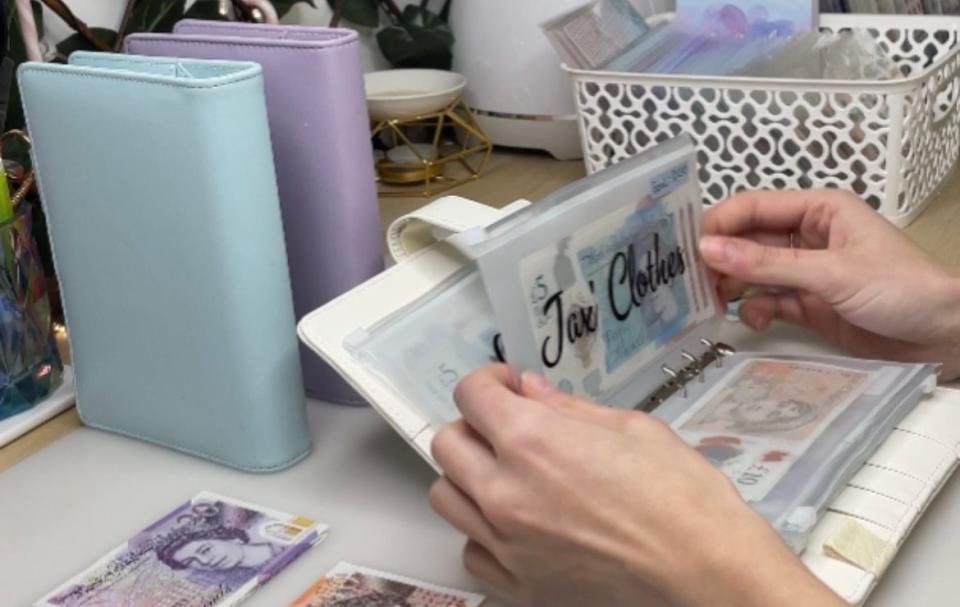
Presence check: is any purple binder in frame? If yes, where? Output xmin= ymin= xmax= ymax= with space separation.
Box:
xmin=127 ymin=22 xmax=384 ymax=405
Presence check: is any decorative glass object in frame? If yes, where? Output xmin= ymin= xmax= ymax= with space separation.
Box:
xmin=0 ymin=202 xmax=63 ymax=420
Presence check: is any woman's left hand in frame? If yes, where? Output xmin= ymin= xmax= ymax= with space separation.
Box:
xmin=429 ymin=364 xmax=845 ymax=607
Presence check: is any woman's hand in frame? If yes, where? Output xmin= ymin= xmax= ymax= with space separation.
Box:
xmin=700 ymin=189 xmax=960 ymax=379
xmin=429 ymin=365 xmax=846 ymax=607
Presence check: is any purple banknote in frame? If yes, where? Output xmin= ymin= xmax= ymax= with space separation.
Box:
xmin=36 ymin=492 xmax=328 ymax=607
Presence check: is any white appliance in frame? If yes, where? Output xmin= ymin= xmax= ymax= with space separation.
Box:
xmin=449 ymin=0 xmax=674 ymax=161
xmin=449 ymin=0 xmax=588 ymax=160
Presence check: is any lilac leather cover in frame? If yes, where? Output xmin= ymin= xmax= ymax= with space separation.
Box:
xmin=126 ymin=22 xmax=383 ymax=405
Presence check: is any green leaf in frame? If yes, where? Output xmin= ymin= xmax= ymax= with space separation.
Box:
xmin=4 ymin=72 xmax=23 ymax=133
xmin=397 ymin=4 xmax=447 ymax=28
xmin=55 ymin=28 xmax=118 ymax=59
xmin=183 ymin=0 xmax=229 ymax=21
xmin=5 ymin=0 xmax=43 ymax=58
xmin=4 ymin=0 xmax=16 ymax=35
xmin=326 ymin=0 xmax=379 ymax=28
xmin=130 ymin=0 xmax=187 ymax=34
xmin=271 ymin=0 xmax=317 ymax=19
xmin=6 ymin=1 xmax=43 ymax=63
xmin=32 ymin=0 xmax=41 ymax=34
xmin=377 ymin=5 xmax=454 ymax=70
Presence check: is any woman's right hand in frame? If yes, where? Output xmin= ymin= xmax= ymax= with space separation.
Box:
xmin=699 ymin=189 xmax=960 ymax=380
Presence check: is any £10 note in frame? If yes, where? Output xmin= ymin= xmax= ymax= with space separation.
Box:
xmin=291 ymin=562 xmax=485 ymax=607
xmin=673 ymin=359 xmax=871 ymax=502
xmin=36 ymin=492 xmax=328 ymax=607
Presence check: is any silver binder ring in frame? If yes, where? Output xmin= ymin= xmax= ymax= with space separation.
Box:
xmin=700 ymin=338 xmax=736 ymax=368
xmin=699 ymin=338 xmax=723 ymax=368
xmin=681 ymin=350 xmax=704 ymax=383
xmin=714 ymin=342 xmax=736 ymax=358
xmin=661 ymin=365 xmax=686 ymax=398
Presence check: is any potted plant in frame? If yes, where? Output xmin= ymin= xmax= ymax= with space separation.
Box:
xmin=327 ymin=0 xmax=453 ymax=69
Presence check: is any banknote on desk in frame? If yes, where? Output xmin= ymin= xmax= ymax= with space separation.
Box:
xmin=35 ymin=491 xmax=328 ymax=607
xmin=291 ymin=562 xmax=485 ymax=607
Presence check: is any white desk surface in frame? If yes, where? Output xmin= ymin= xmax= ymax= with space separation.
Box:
xmin=2 ymin=321 xmax=959 ymax=607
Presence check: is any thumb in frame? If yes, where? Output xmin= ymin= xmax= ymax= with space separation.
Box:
xmin=699 ymin=235 xmax=842 ymax=297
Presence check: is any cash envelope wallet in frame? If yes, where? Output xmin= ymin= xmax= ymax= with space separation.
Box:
xmin=18 ymin=52 xmax=311 ymax=472
xmin=126 ymin=22 xmax=385 ymax=406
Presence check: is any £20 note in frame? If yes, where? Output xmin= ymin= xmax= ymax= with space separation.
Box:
xmin=36 ymin=492 xmax=328 ymax=607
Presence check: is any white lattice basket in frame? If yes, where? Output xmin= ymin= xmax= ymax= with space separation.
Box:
xmin=567 ymin=14 xmax=960 ymax=226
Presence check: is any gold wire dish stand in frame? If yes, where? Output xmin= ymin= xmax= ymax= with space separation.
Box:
xmin=372 ymin=97 xmax=493 ymax=198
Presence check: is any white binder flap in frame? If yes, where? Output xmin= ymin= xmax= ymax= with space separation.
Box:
xmin=386 ymin=196 xmax=531 ymax=263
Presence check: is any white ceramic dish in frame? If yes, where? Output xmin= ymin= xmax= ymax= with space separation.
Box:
xmin=364 ymin=69 xmax=467 ymax=121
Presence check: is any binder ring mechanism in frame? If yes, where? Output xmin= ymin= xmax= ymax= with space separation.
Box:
xmin=637 ymin=339 xmax=736 ymax=412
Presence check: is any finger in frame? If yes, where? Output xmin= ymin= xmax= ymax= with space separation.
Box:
xmin=431 ymin=419 xmax=498 ymax=498
xmin=699 ymin=235 xmax=844 ymax=297
xmin=712 ymin=229 xmax=795 ymax=302
xmin=519 ymin=372 xmax=628 ymax=431
xmin=739 ymin=292 xmax=855 ymax=348
xmin=739 ymin=293 xmax=915 ymax=363
xmin=717 ymin=275 xmax=749 ymax=302
xmin=429 ymin=476 xmax=502 ymax=550
xmin=738 ymin=294 xmax=809 ymax=331
xmin=463 ymin=539 xmax=524 ymax=603
xmin=738 ymin=229 xmax=795 ymax=249
xmin=703 ymin=190 xmax=823 ymax=236
xmin=454 ymin=364 xmax=541 ymax=450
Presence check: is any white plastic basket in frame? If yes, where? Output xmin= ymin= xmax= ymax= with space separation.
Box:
xmin=566 ymin=14 xmax=960 ymax=226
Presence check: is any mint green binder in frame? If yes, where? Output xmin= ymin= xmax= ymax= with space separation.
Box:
xmin=18 ymin=53 xmax=311 ymax=471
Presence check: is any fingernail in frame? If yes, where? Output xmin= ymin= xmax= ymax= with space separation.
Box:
xmin=699 ymin=236 xmax=733 ymax=264
xmin=745 ymin=311 xmax=767 ymax=331
xmin=521 ymin=371 xmax=555 ymax=395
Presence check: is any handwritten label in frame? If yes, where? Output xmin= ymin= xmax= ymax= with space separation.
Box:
xmin=650 ymin=163 xmax=690 ymax=199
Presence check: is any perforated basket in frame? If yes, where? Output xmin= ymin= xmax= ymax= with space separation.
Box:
xmin=567 ymin=14 xmax=960 ymax=226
